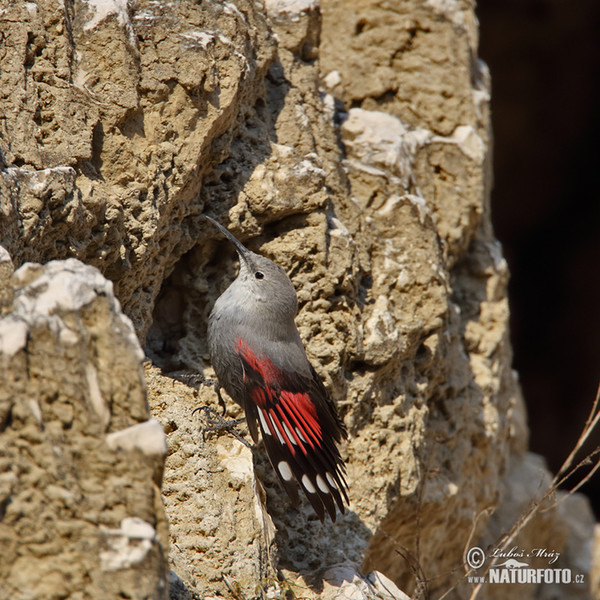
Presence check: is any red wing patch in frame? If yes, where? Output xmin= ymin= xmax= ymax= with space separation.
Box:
xmin=234 ymin=337 xmax=348 ymax=522
xmin=235 ymin=338 xmax=281 ymax=392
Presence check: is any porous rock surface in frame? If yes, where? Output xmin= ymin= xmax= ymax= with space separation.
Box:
xmin=0 ymin=256 xmax=168 ymax=599
xmin=0 ymin=1 xmax=596 ymax=600
xmin=0 ymin=0 xmax=275 ymax=337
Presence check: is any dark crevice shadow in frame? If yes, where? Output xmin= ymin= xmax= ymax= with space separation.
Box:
xmin=146 ymin=58 xmax=288 ymax=372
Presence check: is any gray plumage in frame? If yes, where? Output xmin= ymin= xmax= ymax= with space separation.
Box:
xmin=205 ymin=216 xmax=348 ymax=522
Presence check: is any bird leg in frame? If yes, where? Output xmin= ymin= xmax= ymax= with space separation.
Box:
xmin=193 ymin=406 xmax=251 ymax=448
xmin=214 ymin=384 xmax=227 ymax=416
xmin=180 ymin=372 xmax=248 ymax=446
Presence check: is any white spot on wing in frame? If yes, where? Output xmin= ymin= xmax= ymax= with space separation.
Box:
xmin=316 ymin=474 xmax=330 ymax=494
xmin=296 ymin=427 xmax=308 ymax=443
xmin=258 ymin=410 xmax=271 ymax=435
xmin=278 ymin=461 xmax=293 ymax=481
xmin=326 ymin=472 xmax=338 ymax=489
xmin=272 ymin=417 xmax=286 ymax=445
xmin=283 ymin=422 xmax=297 ymax=444
xmin=302 ymin=475 xmax=317 ymax=494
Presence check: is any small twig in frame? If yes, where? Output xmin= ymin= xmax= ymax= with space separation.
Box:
xmin=223 ymin=575 xmax=246 ymax=600
xmin=541 ymin=447 xmax=600 ymax=512
xmin=557 ymin=383 xmax=600 ymax=478
xmin=442 ymin=381 xmax=600 ymax=600
xmin=395 ymin=544 xmax=429 ymax=600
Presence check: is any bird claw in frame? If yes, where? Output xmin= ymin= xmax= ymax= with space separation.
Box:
xmin=193 ymin=406 xmax=251 ymax=448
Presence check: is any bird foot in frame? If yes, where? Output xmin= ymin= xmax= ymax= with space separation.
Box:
xmin=193 ymin=406 xmax=251 ymax=448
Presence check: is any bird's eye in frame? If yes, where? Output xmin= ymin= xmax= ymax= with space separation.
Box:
xmin=255 ymin=271 xmax=264 ymax=279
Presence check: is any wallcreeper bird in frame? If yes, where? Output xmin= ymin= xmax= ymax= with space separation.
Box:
xmin=205 ymin=215 xmax=349 ymax=522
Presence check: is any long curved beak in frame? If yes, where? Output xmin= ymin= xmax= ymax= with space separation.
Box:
xmin=204 ymin=215 xmax=251 ymax=261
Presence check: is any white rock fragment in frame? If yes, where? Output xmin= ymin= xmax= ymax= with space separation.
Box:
xmin=367 ymin=571 xmax=411 ymax=600
xmin=343 ymin=158 xmax=388 ymax=179
xmin=121 ymin=517 xmax=156 ymax=539
xmin=4 ymin=167 xmax=77 ymax=204
xmin=24 ymin=2 xmax=37 ymax=16
xmin=407 ymin=193 xmax=432 ymax=225
xmin=272 ymin=143 xmax=294 ymax=159
xmin=58 ymin=326 xmax=80 ymax=346
xmin=295 ymin=158 xmax=325 ymax=179
xmin=0 ymin=316 xmax=27 ymax=358
xmin=322 ymin=92 xmax=336 ymax=120
xmin=433 ymin=125 xmax=485 ymax=163
xmin=376 ymin=192 xmax=433 ymax=226
xmin=106 ymin=419 xmax=168 ymax=456
xmin=2 ymin=259 xmax=145 ymax=376
xmin=131 ymin=10 xmax=155 ymax=23
xmin=28 ymin=399 xmax=43 ymax=425
xmin=82 ymin=0 xmax=130 ymax=31
xmin=363 ymin=295 xmax=399 ymax=363
xmin=295 ymin=104 xmax=311 ymax=129
xmin=265 ymin=0 xmax=319 ymax=19
xmin=377 ymin=194 xmax=403 ymax=217
xmin=425 ymin=0 xmax=466 ymax=28
xmin=86 ymin=364 xmax=110 ymax=428
xmin=321 ymin=565 xmax=411 ymax=600
xmin=342 ymin=108 xmax=431 ymax=191
xmin=323 ymin=70 xmax=342 ymax=88
xmin=486 ymin=240 xmax=508 ymax=273
xmin=472 ymin=59 xmax=491 ymax=119
xmin=180 ymin=30 xmax=215 ymax=49
xmin=80 ymin=0 xmax=137 ymax=46
xmin=223 ymin=2 xmax=245 ymax=20
xmin=217 ymin=439 xmax=254 ymax=483
xmin=100 ymin=517 xmax=158 ymax=572
xmin=328 ymin=216 xmax=350 ymax=238
xmin=13 ymin=259 xmax=108 ymax=316
xmin=343 ymin=108 xmax=487 ymax=206
xmin=15 ymin=259 xmax=143 ymax=362
xmin=0 ymin=246 xmax=13 ymax=283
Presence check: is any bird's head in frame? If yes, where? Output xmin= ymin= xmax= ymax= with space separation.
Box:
xmin=205 ymin=216 xmax=298 ymax=322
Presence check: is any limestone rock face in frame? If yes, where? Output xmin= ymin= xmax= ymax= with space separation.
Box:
xmin=145 ymin=364 xmax=277 ymax=599
xmin=0 ymin=256 xmax=168 ymax=599
xmin=0 ymin=1 xmax=597 ymax=600
xmin=0 ymin=0 xmax=275 ymax=336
